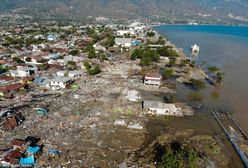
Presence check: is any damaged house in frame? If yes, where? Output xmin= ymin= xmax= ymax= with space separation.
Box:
xmin=0 ymin=137 xmax=42 ymax=167
xmin=0 ymin=110 xmax=25 ymax=130
xmin=142 ymin=100 xmax=183 ymax=116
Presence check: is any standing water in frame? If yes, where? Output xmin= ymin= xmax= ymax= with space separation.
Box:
xmin=154 ymin=25 xmax=248 ymax=134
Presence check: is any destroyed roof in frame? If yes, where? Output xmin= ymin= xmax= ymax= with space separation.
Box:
xmin=11 ymin=139 xmax=27 ymax=147
xmin=145 ymin=71 xmax=161 ymax=79
xmin=0 ymin=75 xmax=14 ymax=81
xmin=0 ymin=83 xmax=25 ymax=92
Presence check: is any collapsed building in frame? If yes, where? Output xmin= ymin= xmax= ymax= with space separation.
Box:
xmin=0 ymin=137 xmax=42 ymax=167
xmin=0 ymin=110 xmax=25 ymax=130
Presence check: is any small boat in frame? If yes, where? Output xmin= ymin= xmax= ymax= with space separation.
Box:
xmin=191 ymin=44 xmax=200 ymax=54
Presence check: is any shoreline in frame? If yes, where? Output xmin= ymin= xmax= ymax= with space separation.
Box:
xmin=150 ymin=27 xmax=246 ymax=168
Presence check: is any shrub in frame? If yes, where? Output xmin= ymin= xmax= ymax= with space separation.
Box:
xmin=147 ymin=31 xmax=155 ymax=37
xmin=38 ymin=64 xmax=48 ymax=71
xmin=25 ymin=57 xmax=32 ymax=62
xmin=207 ymin=66 xmax=219 ymax=73
xmin=154 ymin=140 xmax=198 ymax=168
xmin=163 ymin=94 xmax=176 ymax=103
xmin=67 ymin=61 xmax=76 ymax=66
xmin=88 ymin=65 xmax=101 ymax=75
xmin=131 ymin=49 xmax=143 ymax=60
xmin=163 ymin=69 xmax=175 ymax=80
xmin=83 ymin=61 xmax=91 ymax=70
xmin=69 ymin=49 xmax=79 ymax=56
xmin=189 ymin=79 xmax=206 ymax=90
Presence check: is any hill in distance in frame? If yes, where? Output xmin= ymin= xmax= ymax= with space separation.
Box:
xmin=0 ymin=0 xmax=248 ymax=23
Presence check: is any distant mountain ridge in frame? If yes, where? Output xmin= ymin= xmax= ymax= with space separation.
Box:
xmin=0 ymin=0 xmax=248 ymax=22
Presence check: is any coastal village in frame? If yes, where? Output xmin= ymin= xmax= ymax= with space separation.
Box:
xmin=0 ymin=21 xmax=238 ymax=167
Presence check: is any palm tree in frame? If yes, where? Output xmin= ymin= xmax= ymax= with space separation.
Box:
xmin=215 ymin=72 xmax=224 ymax=85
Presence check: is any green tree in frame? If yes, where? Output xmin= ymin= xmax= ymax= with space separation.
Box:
xmin=69 ymin=49 xmax=79 ymax=56
xmin=13 ymin=57 xmax=24 ymax=64
xmin=88 ymin=65 xmax=101 ymax=75
xmin=88 ymin=50 xmax=96 ymax=59
xmin=140 ymin=55 xmax=152 ymax=66
xmin=164 ymin=94 xmax=176 ymax=103
xmin=131 ymin=49 xmax=143 ymax=60
xmin=169 ymin=58 xmax=176 ymax=67
xmin=67 ymin=61 xmax=76 ymax=66
xmin=25 ymin=57 xmax=32 ymax=62
xmin=157 ymin=141 xmax=198 ymax=168
xmin=163 ymin=69 xmax=175 ymax=80
xmin=215 ymin=72 xmax=224 ymax=85
xmin=147 ymin=31 xmax=155 ymax=37
xmin=103 ymin=35 xmax=115 ymax=47
xmin=83 ymin=61 xmax=91 ymax=70
xmin=38 ymin=64 xmax=48 ymax=71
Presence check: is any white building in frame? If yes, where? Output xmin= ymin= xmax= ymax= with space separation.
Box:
xmin=115 ymin=38 xmax=132 ymax=48
xmin=10 ymin=66 xmax=37 ymax=77
xmin=68 ymin=70 xmax=85 ymax=78
xmin=57 ymin=71 xmax=67 ymax=77
xmin=143 ymin=100 xmax=182 ymax=116
xmin=144 ymin=71 xmax=162 ymax=86
xmin=47 ymin=76 xmax=72 ymax=90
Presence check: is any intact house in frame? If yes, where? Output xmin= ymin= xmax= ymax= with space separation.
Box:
xmin=144 ymin=71 xmax=162 ymax=87
xmin=142 ymin=100 xmax=182 ymax=116
xmin=10 ymin=66 xmax=37 ymax=78
xmin=46 ymin=76 xmax=72 ymax=90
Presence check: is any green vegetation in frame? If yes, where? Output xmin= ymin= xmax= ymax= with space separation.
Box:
xmin=147 ymin=31 xmax=155 ymax=37
xmin=69 ymin=49 xmax=79 ymax=56
xmin=154 ymin=141 xmax=198 ymax=168
xmin=146 ymin=36 xmax=166 ymax=45
xmin=0 ymin=65 xmax=7 ymax=73
xmin=157 ymin=47 xmax=179 ymax=58
xmin=25 ymin=57 xmax=32 ymax=62
xmin=130 ymin=48 xmax=143 ymax=60
xmin=83 ymin=61 xmax=91 ymax=69
xmin=189 ymin=79 xmax=206 ymax=90
xmin=38 ymin=64 xmax=49 ymax=71
xmin=58 ymin=55 xmax=64 ymax=59
xmin=181 ymin=59 xmax=191 ymax=67
xmin=103 ymin=35 xmax=115 ymax=47
xmin=67 ymin=61 xmax=76 ymax=66
xmin=207 ymin=66 xmax=219 ymax=73
xmin=163 ymin=69 xmax=175 ymax=80
xmin=207 ymin=65 xmax=224 ymax=85
xmin=130 ymin=48 xmax=159 ymax=66
xmin=13 ymin=57 xmax=25 ymax=64
xmin=84 ymin=61 xmax=101 ymax=75
xmin=163 ymin=94 xmax=176 ymax=103
xmin=169 ymin=58 xmax=176 ymax=67
xmin=88 ymin=65 xmax=101 ymax=75
xmin=214 ymin=72 xmax=224 ymax=85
